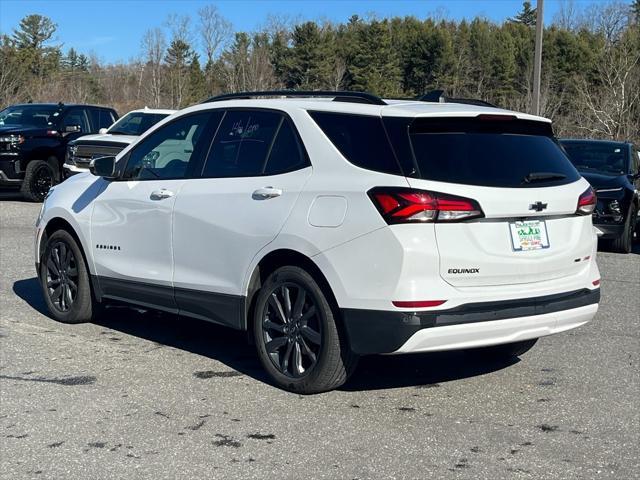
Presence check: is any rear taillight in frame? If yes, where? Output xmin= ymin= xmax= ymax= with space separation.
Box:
xmin=368 ymin=187 xmax=483 ymax=224
xmin=576 ymin=187 xmax=597 ymax=215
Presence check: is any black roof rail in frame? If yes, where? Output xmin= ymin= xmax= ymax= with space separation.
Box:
xmin=418 ymin=89 xmax=498 ymax=108
xmin=204 ymin=90 xmax=387 ymax=106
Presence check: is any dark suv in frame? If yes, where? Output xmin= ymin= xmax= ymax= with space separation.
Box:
xmin=0 ymin=103 xmax=118 ymax=201
xmin=560 ymin=139 xmax=640 ymax=253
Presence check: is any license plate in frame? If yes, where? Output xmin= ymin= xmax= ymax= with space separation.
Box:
xmin=509 ymin=220 xmax=549 ymax=251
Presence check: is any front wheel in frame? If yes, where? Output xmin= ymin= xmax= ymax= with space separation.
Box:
xmin=253 ymin=266 xmax=358 ymax=394
xmin=21 ymin=160 xmax=55 ymax=202
xmin=40 ymin=229 xmax=98 ymax=324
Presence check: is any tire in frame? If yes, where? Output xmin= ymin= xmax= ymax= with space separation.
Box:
xmin=21 ymin=160 xmax=55 ymax=202
xmin=253 ymin=266 xmax=358 ymax=394
xmin=610 ymin=204 xmax=636 ymax=253
xmin=472 ymin=338 xmax=538 ymax=359
xmin=39 ymin=229 xmax=98 ymax=324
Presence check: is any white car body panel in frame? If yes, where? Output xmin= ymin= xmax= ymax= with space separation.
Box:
xmin=37 ymin=96 xmax=600 ymax=356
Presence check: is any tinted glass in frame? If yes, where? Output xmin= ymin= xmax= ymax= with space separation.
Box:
xmin=408 ymin=118 xmax=580 ymax=188
xmin=562 ymin=141 xmax=629 ymax=176
xmin=0 ymin=105 xmax=58 ymax=128
xmin=124 ymin=112 xmax=212 ymax=180
xmin=100 ymin=110 xmax=116 ymax=129
xmin=264 ymin=119 xmax=309 ymax=175
xmin=203 ymin=110 xmax=281 ymax=178
xmin=309 ymin=111 xmax=401 ymax=175
xmin=109 ymin=112 xmax=170 ymax=136
xmin=63 ymin=108 xmax=91 ymax=133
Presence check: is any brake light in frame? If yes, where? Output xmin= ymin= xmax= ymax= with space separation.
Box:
xmin=368 ymin=187 xmax=483 ymax=224
xmin=576 ymin=187 xmax=597 ymax=215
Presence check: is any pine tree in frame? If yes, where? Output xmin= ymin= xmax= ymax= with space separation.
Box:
xmin=11 ymin=14 xmax=60 ymax=78
xmin=509 ymin=1 xmax=537 ymax=27
xmin=165 ymin=39 xmax=196 ymax=108
xmin=187 ymin=55 xmax=206 ymax=104
xmin=345 ymin=20 xmax=402 ymax=96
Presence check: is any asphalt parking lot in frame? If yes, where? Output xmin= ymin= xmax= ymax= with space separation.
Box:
xmin=1 ymin=191 xmax=638 ymax=480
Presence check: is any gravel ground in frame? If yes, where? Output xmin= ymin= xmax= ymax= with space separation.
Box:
xmin=1 ymin=190 xmax=639 ymax=479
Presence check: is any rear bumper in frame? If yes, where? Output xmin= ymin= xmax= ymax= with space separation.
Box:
xmin=341 ymin=288 xmax=600 ymax=354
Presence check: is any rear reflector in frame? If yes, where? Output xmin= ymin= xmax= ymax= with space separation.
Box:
xmin=576 ymin=186 xmax=597 ymax=215
xmin=592 ymin=279 xmax=600 ymax=286
xmin=392 ymin=300 xmax=447 ymax=308
xmin=369 ymin=187 xmax=483 ymax=224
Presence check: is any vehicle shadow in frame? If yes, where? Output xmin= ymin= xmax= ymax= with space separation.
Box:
xmin=13 ymin=276 xmax=519 ymax=392
xmin=0 ymin=188 xmax=24 ymax=201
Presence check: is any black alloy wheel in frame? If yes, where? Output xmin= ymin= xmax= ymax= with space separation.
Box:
xmin=33 ymin=163 xmax=54 ymax=200
xmin=45 ymin=240 xmax=80 ymax=312
xmin=261 ymin=282 xmax=322 ymax=378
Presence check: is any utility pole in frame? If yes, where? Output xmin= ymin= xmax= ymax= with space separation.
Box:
xmin=532 ymin=0 xmax=544 ymax=116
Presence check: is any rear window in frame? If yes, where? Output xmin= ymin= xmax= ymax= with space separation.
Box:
xmin=408 ymin=117 xmax=580 ymax=188
xmin=309 ymin=111 xmax=402 ymax=175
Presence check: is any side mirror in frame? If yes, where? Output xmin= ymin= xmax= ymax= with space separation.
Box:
xmin=64 ymin=124 xmax=81 ymax=133
xmin=98 ymin=128 xmax=108 ymax=134
xmin=89 ymin=156 xmax=117 ymax=178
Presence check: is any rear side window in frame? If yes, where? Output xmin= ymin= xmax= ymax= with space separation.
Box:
xmin=203 ymin=110 xmax=281 ymax=178
xmin=408 ymin=117 xmax=580 ymax=188
xmin=264 ymin=119 xmax=309 ymax=175
xmin=309 ymin=111 xmax=401 ymax=175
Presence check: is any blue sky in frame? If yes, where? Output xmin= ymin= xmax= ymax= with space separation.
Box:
xmin=0 ymin=0 xmax=611 ymax=64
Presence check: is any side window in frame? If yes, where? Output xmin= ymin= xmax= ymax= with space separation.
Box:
xmin=123 ymin=112 xmax=213 ymax=180
xmin=309 ymin=111 xmax=402 ymax=175
xmin=264 ymin=119 xmax=309 ymax=175
xmin=62 ymin=108 xmax=90 ymax=133
xmin=100 ymin=110 xmax=116 ymax=129
xmin=88 ymin=108 xmax=100 ymax=130
xmin=202 ymin=110 xmax=281 ymax=178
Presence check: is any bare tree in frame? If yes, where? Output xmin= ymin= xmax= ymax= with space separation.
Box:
xmin=581 ymin=1 xmax=631 ymax=44
xmin=141 ymin=28 xmax=166 ymax=107
xmin=554 ymin=0 xmax=580 ymax=31
xmin=198 ymin=5 xmax=231 ymax=67
xmin=165 ymin=13 xmax=191 ymax=44
xmin=575 ymin=32 xmax=640 ymax=140
xmin=330 ymin=57 xmax=347 ymax=90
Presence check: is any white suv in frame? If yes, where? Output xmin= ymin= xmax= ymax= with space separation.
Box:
xmin=35 ymin=91 xmax=601 ymax=393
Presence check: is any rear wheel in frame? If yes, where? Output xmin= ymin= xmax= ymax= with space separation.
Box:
xmin=253 ymin=266 xmax=358 ymax=394
xmin=610 ymin=204 xmax=637 ymax=253
xmin=21 ymin=160 xmax=55 ymax=202
xmin=472 ymin=338 xmax=538 ymax=359
xmin=39 ymin=230 xmax=98 ymax=324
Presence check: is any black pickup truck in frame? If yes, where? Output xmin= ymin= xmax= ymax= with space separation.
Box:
xmin=0 ymin=103 xmax=118 ymax=201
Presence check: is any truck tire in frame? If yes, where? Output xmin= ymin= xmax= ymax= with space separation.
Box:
xmin=21 ymin=160 xmax=55 ymax=202
xmin=610 ymin=204 xmax=637 ymax=253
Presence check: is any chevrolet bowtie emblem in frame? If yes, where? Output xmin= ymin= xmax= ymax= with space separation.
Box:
xmin=529 ymin=201 xmax=548 ymax=212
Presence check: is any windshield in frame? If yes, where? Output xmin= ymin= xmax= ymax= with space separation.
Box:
xmin=561 ymin=141 xmax=628 ymax=176
xmin=0 ymin=105 xmax=59 ymax=128
xmin=108 ymin=112 xmax=169 ymax=136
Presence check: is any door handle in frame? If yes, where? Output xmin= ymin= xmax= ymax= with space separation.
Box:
xmin=252 ymin=187 xmax=282 ymax=200
xmin=150 ymin=189 xmax=175 ymax=200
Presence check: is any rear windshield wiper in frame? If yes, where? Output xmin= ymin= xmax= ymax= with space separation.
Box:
xmin=522 ymin=172 xmax=567 ymax=184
